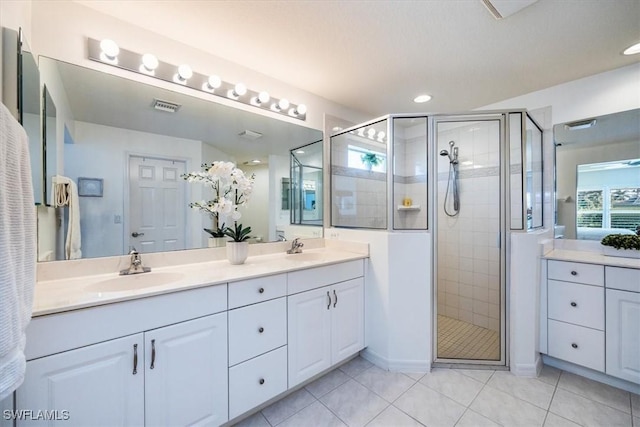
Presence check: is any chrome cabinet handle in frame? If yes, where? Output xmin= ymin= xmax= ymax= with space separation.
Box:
xmin=150 ymin=339 xmax=156 ymax=369
xmin=571 ymin=343 xmax=578 ymax=349
xmin=570 ymin=302 xmax=577 ymax=307
xmin=333 ymin=290 xmax=338 ymax=308
xmin=131 ymin=232 xmax=145 ymax=237
xmin=258 ymin=327 xmax=264 ymax=333
xmin=133 ymin=344 xmax=138 ymax=375
xmin=258 ymin=287 xmax=265 ymax=294
xmin=571 ymin=271 xmax=577 ymax=276
xmin=327 ymin=291 xmax=331 ymax=310
xmin=259 ymin=378 xmax=265 ymax=385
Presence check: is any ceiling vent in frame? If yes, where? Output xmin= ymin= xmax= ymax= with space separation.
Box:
xmin=238 ymin=130 xmax=263 ymax=140
xmin=481 ymin=0 xmax=539 ymax=20
xmin=152 ymin=98 xmax=181 ymax=113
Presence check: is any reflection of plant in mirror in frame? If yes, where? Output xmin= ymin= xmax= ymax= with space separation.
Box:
xmin=601 ymin=234 xmax=640 ymax=250
xmin=361 ymin=152 xmax=382 ymax=170
xmin=182 ymin=161 xmax=255 ymax=238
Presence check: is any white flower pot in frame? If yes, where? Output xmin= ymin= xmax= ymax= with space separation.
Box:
xmin=226 ymin=241 xmax=249 ymax=265
xmin=208 ymin=237 xmax=226 ymax=248
xmin=603 ymin=246 xmax=640 ymax=259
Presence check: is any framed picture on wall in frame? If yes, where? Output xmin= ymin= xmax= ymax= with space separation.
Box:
xmin=77 ymin=177 xmax=103 ymax=197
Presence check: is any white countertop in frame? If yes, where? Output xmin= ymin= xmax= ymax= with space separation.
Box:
xmin=33 ymin=246 xmax=368 ymax=317
xmin=543 ymin=249 xmax=640 ymax=269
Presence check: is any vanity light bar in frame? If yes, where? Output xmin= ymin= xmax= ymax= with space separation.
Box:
xmin=87 ymin=38 xmax=307 ymax=121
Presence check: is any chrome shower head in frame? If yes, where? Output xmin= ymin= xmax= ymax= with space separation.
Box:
xmin=439 ymin=150 xmax=449 ymax=156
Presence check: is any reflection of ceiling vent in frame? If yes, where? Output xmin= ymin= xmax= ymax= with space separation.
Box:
xmin=152 ymin=98 xmax=181 ymax=113
xmin=238 ymin=130 xmax=263 ymax=140
xmin=481 ymin=0 xmax=539 ymax=20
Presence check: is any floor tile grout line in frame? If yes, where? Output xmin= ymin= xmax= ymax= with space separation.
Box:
xmin=555 ymin=375 xmax=634 ymax=416
xmin=264 ymin=392 xmax=318 ymax=427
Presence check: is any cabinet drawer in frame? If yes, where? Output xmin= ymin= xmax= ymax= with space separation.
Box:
xmin=548 ymin=260 xmax=603 ymax=286
xmin=288 ymin=260 xmax=363 ymax=295
xmin=229 ymin=346 xmax=287 ymax=419
xmin=606 ymin=267 xmax=640 ymax=293
xmin=228 ymin=297 xmax=287 ymax=366
xmin=548 ymin=280 xmax=604 ymax=330
xmin=548 ymin=319 xmax=604 ymax=372
xmin=229 ymin=274 xmax=287 ymax=309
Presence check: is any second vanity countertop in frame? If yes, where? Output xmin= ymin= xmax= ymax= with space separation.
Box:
xmin=33 ymin=242 xmax=368 ymax=317
xmin=543 ymin=249 xmax=640 ymax=269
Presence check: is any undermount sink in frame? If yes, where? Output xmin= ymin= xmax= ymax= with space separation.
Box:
xmin=85 ymin=272 xmax=185 ymax=293
xmin=285 ymin=252 xmax=325 ymax=262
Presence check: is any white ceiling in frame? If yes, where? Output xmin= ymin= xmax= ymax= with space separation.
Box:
xmin=75 ymin=0 xmax=640 ymax=116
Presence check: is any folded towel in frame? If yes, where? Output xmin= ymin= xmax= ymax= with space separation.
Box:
xmin=52 ymin=175 xmax=82 ymax=260
xmin=0 ymin=102 xmax=36 ymax=401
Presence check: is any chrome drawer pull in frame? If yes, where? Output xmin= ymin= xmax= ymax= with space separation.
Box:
xmin=258 ymin=327 xmax=264 ymax=333
xmin=571 ymin=343 xmax=578 ymax=349
xmin=570 ymin=302 xmax=577 ymax=307
xmin=133 ymin=344 xmax=138 ymax=375
xmin=258 ymin=287 xmax=265 ymax=294
xmin=327 ymin=291 xmax=331 ymax=310
xmin=571 ymin=271 xmax=577 ymax=276
xmin=259 ymin=378 xmax=265 ymax=385
xmin=333 ymin=290 xmax=338 ymax=308
xmin=150 ymin=339 xmax=156 ymax=369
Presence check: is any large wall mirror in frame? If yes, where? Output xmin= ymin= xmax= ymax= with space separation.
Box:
xmin=554 ymin=108 xmax=640 ymax=240
xmin=37 ymin=57 xmax=323 ymax=260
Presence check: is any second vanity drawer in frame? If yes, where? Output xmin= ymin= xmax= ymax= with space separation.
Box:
xmin=548 ymin=260 xmax=604 ymax=286
xmin=229 ymin=346 xmax=287 ymax=419
xmin=548 ymin=280 xmax=604 ymax=330
xmin=229 ymin=274 xmax=287 ymax=309
xmin=228 ymin=297 xmax=287 ymax=366
xmin=606 ymin=266 xmax=640 ymax=293
xmin=548 ymin=319 xmax=604 ymax=372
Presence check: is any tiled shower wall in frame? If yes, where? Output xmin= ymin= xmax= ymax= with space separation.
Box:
xmin=437 ymin=121 xmax=501 ymax=332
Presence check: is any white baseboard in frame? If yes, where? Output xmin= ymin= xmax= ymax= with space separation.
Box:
xmin=543 ymin=355 xmax=640 ymax=394
xmin=361 ymin=349 xmax=430 ymax=373
xmin=511 ymin=355 xmax=542 ymax=378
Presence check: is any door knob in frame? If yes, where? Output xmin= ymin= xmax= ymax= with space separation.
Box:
xmin=132 ymin=232 xmax=145 ymax=237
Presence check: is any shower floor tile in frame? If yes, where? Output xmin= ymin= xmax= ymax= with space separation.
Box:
xmin=437 ymin=315 xmax=500 ymax=360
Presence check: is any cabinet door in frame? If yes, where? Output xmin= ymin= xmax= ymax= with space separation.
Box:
xmin=288 ymin=286 xmax=332 ymax=387
xmin=145 ymin=313 xmax=228 ymax=426
xmin=606 ymin=289 xmax=640 ymax=384
xmin=16 ymin=334 xmax=144 ymax=427
xmin=331 ymin=278 xmax=365 ymax=364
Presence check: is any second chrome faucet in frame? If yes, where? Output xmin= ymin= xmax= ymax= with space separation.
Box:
xmin=286 ymin=238 xmax=304 ymax=254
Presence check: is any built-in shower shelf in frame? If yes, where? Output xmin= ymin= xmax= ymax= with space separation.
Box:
xmin=397 ymin=205 xmax=421 ymax=211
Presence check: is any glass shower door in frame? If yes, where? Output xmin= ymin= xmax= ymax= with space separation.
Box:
xmin=434 ymin=115 xmax=505 ymax=364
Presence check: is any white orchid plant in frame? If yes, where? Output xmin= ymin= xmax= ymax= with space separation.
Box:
xmin=182 ymin=161 xmax=255 ymax=241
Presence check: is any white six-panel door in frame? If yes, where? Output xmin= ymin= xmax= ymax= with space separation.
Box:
xmin=16 ymin=334 xmax=144 ymax=427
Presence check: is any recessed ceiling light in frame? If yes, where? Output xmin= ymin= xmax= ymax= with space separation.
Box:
xmin=413 ymin=94 xmax=432 ymax=103
xmin=623 ymin=42 xmax=640 ymax=55
xmin=251 ymin=159 xmax=261 ymax=164
xmin=332 ymin=126 xmax=343 ymax=132
xmin=296 ymin=150 xmax=305 ymax=154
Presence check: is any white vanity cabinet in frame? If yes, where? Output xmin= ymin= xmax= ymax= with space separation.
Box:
xmin=16 ymin=284 xmax=229 ymax=426
xmin=287 ymin=261 xmax=365 ymax=387
xmin=605 ymin=267 xmax=640 ymax=384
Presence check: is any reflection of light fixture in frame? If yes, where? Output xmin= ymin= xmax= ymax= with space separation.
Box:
xmin=296 ymin=150 xmax=305 ymax=154
xmin=88 ymin=38 xmax=307 ymax=120
xmin=413 ymin=94 xmax=432 ymax=103
xmin=99 ymin=39 xmax=119 ymax=63
xmin=623 ymin=42 xmax=640 ymax=55
xmin=332 ymin=126 xmax=343 ymax=132
xmin=203 ymin=75 xmax=222 ymax=92
xmin=174 ymin=64 xmax=193 ymax=84
xmin=367 ymin=128 xmax=376 ymax=139
xmin=564 ymin=119 xmax=596 ymax=130
xmin=140 ymin=54 xmax=158 ymax=74
xmin=238 ymin=129 xmax=263 ymax=140
xmin=357 ymin=128 xmax=365 ymax=136
xmin=251 ymin=159 xmax=261 ymax=164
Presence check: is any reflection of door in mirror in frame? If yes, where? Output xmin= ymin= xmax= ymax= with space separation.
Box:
xmin=128 ymin=156 xmax=186 ymax=254
xmin=555 ymin=108 xmax=640 ymax=239
xmin=289 ymin=140 xmax=323 ymax=230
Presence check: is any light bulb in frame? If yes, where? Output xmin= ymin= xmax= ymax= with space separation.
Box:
xmin=208 ymin=75 xmax=222 ymax=89
xmin=257 ymin=91 xmax=270 ymax=104
xmin=234 ymin=83 xmax=247 ymax=97
xmin=278 ymin=98 xmax=290 ymax=111
xmin=141 ymin=54 xmax=158 ymax=72
xmin=367 ymin=128 xmax=376 ymax=138
xmin=100 ymin=39 xmax=119 ymax=59
xmin=177 ymin=64 xmax=193 ymax=80
xmin=294 ymin=104 xmax=307 ymax=116
xmin=377 ymin=131 xmax=386 ymax=140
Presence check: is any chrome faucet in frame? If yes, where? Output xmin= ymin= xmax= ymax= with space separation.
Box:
xmin=120 ymin=248 xmax=151 ymax=275
xmin=286 ymin=238 xmax=304 ymax=254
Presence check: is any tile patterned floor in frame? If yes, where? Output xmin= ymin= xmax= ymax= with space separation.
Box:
xmin=437 ymin=315 xmax=500 ymax=360
xmin=233 ymin=357 xmax=640 ymax=427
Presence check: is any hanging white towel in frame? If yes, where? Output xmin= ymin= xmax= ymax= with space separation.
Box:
xmin=0 ymin=102 xmax=36 ymax=401
xmin=52 ymin=175 xmax=82 ymax=260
